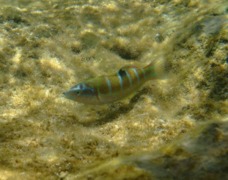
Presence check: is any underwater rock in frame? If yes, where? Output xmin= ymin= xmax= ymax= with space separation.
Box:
xmin=103 ymin=38 xmax=142 ymax=60
xmin=72 ymin=121 xmax=228 ymax=179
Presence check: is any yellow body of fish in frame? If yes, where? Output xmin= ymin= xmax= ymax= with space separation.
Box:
xmin=63 ymin=59 xmax=167 ymax=105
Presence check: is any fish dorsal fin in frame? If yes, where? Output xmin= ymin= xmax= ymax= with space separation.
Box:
xmin=119 ymin=65 xmax=137 ymax=71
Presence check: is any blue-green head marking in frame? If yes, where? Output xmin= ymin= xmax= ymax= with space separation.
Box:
xmin=63 ymin=83 xmax=99 ymax=104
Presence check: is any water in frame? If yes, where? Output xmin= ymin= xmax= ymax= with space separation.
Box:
xmin=0 ymin=0 xmax=227 ymax=179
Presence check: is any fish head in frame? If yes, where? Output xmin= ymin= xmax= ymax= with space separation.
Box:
xmin=63 ymin=83 xmax=99 ymax=104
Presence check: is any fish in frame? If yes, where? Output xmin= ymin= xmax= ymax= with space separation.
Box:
xmin=63 ymin=59 xmax=167 ymax=105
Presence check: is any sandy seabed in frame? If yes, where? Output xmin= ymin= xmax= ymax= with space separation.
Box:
xmin=0 ymin=0 xmax=227 ymax=179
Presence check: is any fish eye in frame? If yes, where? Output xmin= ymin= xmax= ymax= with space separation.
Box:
xmin=79 ymin=84 xmax=83 ymax=89
xmin=72 ymin=83 xmax=95 ymax=96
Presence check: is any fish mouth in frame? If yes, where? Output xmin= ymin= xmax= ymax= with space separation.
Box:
xmin=63 ymin=91 xmax=71 ymax=100
xmin=63 ymin=91 xmax=68 ymax=96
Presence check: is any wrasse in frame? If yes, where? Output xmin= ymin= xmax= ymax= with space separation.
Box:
xmin=63 ymin=59 xmax=167 ymax=105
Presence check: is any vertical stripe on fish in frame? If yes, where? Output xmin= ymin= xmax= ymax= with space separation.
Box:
xmin=63 ymin=59 xmax=167 ymax=104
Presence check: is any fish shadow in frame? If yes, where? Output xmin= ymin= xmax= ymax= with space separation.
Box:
xmin=80 ymin=88 xmax=150 ymax=127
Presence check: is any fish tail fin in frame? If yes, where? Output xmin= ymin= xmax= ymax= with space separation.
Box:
xmin=144 ymin=58 xmax=170 ymax=80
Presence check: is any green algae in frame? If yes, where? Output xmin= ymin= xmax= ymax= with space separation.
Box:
xmin=0 ymin=0 xmax=227 ymax=179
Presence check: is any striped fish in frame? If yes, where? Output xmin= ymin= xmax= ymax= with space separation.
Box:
xmin=63 ymin=59 xmax=167 ymax=105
